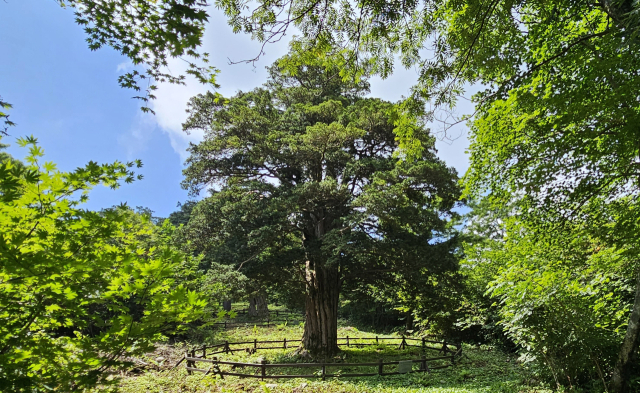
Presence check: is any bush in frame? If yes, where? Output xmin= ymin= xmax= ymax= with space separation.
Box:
xmin=0 ymin=137 xmax=207 ymax=391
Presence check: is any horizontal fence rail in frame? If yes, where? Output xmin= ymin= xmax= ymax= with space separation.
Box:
xmin=211 ymin=318 xmax=303 ymax=329
xmin=177 ymin=337 xmax=463 ymax=380
xmin=181 ymin=350 xmax=462 ymax=380
xmin=228 ymin=309 xmax=305 ymax=317
xmin=213 ymin=309 xmax=305 ymax=329
xmin=186 ymin=336 xmax=459 ymax=357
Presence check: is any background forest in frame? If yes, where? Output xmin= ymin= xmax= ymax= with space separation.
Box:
xmin=1 ymin=0 xmax=640 ymax=392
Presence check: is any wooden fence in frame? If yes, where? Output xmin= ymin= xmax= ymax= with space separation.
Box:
xmin=229 ymin=309 xmax=305 ymax=318
xmin=175 ymin=337 xmax=462 ymax=380
xmin=211 ymin=309 xmax=305 ymax=329
xmin=211 ymin=318 xmax=302 ymax=329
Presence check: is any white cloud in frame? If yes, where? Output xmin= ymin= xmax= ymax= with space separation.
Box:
xmin=117 ymin=112 xmax=157 ymax=159
xmin=148 ymin=65 xmax=207 ymax=162
xmin=116 ymin=61 xmax=134 ymax=72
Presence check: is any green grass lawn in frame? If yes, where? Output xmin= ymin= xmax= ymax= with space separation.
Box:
xmin=103 ymin=323 xmax=553 ymax=393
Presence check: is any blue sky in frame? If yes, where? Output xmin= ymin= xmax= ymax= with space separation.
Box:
xmin=0 ymin=0 xmax=472 ymax=217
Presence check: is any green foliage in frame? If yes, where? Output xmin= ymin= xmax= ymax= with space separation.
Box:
xmin=455 ymin=198 xmax=514 ymax=346
xmin=0 ymin=136 xmax=207 ymax=391
xmin=167 ymin=200 xmax=198 ymax=227
xmin=216 ymin=0 xmax=640 ymax=116
xmin=0 ymin=142 xmax=24 ymax=173
xmin=200 ymin=262 xmax=248 ymax=306
xmin=463 ymin=197 xmax=637 ymax=388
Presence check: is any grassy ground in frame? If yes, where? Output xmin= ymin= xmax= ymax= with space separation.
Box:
xmin=102 ymin=321 xmax=553 ymax=393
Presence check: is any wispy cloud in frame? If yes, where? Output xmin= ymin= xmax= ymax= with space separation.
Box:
xmin=116 ymin=62 xmax=133 ymax=72
xmin=117 ymin=112 xmax=157 ymax=159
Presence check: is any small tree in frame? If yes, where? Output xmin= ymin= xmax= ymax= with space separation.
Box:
xmin=0 ymin=136 xmax=206 ymax=391
xmin=182 ymin=61 xmax=461 ymax=357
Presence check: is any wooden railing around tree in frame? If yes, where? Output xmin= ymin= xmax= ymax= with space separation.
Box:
xmin=174 ymin=336 xmax=463 ymax=379
xmin=228 ymin=309 xmax=304 ymax=317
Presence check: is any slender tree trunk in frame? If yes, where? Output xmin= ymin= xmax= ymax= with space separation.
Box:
xmin=302 ymin=261 xmax=340 ymax=358
xmin=611 ymin=268 xmax=640 ymax=393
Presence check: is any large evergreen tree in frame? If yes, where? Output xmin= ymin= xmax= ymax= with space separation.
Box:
xmin=181 ymin=60 xmax=461 ymax=357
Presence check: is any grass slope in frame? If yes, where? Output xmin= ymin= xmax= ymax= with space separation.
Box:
xmin=105 ymin=322 xmax=552 ymax=393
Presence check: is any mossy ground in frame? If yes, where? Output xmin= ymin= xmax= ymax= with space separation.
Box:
xmin=99 ymin=312 xmax=553 ymax=393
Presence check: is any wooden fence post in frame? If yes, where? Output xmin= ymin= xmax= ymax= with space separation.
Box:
xmin=213 ymin=356 xmax=223 ymax=379
xmin=283 ymin=338 xmax=287 ymax=349
xmin=261 ymin=359 xmax=267 ymax=381
xmin=346 ymin=336 xmax=350 ymax=347
xmin=378 ymin=359 xmax=383 ymax=376
xmin=421 ymin=355 xmax=427 ymax=372
xmin=376 ymin=336 xmax=379 ymax=344
xmin=456 ymin=343 xmax=463 ymax=359
xmin=225 ymin=340 xmax=230 ymax=354
xmin=186 ymin=351 xmax=192 ymax=375
xmin=224 ymin=320 xmax=227 ymax=329
xmin=321 ymin=363 xmax=326 ymax=381
xmin=254 ymin=338 xmax=257 ymax=350
xmin=422 ymin=337 xmax=426 ymax=350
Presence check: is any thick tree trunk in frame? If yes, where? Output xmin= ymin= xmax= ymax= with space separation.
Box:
xmin=256 ymin=294 xmax=268 ymax=317
xmin=222 ymin=299 xmax=232 ymax=312
xmin=248 ymin=297 xmax=256 ymax=316
xmin=302 ymin=262 xmax=340 ymax=358
xmin=248 ymin=293 xmax=268 ymax=317
xmin=610 ymin=268 xmax=640 ymax=393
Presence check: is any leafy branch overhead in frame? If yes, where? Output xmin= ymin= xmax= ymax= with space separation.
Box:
xmin=60 ymin=0 xmax=219 ymax=112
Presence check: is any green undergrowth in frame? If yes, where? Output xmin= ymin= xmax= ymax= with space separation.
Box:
xmin=221 ymin=304 xmax=306 ymax=327
xmin=100 ymin=324 xmax=553 ymax=392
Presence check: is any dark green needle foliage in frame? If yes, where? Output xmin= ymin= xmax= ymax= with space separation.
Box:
xmin=181 ymin=58 xmax=461 ymax=356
